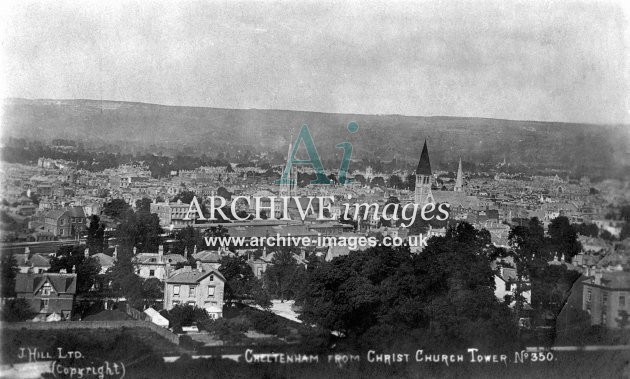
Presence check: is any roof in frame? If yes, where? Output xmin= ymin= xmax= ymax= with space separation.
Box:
xmin=44 ymin=209 xmax=68 ymax=220
xmin=163 ymin=254 xmax=187 ymax=264
xmin=15 ymin=272 xmax=77 ymax=294
xmin=27 ymin=254 xmax=51 ymax=268
xmin=193 ymin=250 xmax=221 ymax=263
xmin=584 ymin=271 xmax=630 ymax=289
xmin=165 ymin=268 xmax=225 ymax=284
xmin=416 ymin=140 xmax=432 ymax=176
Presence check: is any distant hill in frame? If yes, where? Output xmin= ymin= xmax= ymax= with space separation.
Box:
xmin=2 ymin=98 xmax=628 ymax=175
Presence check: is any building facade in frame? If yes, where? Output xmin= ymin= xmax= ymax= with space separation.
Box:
xmin=15 ymin=272 xmax=77 ymax=321
xmin=163 ymin=264 xmax=225 ymax=319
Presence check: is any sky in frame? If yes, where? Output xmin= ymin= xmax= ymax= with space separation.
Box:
xmin=1 ymin=0 xmax=628 ymax=124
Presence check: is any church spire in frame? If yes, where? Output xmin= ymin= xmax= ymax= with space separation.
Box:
xmin=454 ymin=157 xmax=463 ymax=192
xmin=414 ymin=139 xmax=434 ymax=206
xmin=416 ymin=140 xmax=432 ymax=176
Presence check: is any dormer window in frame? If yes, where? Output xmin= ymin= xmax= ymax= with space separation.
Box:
xmin=41 ymin=283 xmax=52 ymax=296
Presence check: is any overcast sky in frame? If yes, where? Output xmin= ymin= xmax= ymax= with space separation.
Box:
xmin=1 ymin=0 xmax=628 ymax=124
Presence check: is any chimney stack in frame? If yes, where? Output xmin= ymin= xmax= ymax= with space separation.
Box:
xmin=113 ymin=246 xmax=118 ymax=261
xmin=84 ymin=247 xmax=89 ymax=258
xmin=158 ymin=244 xmax=164 ymax=263
xmin=196 ymin=261 xmax=203 ymax=272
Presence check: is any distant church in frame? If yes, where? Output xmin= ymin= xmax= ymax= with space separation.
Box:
xmin=414 ymin=140 xmax=480 ymax=211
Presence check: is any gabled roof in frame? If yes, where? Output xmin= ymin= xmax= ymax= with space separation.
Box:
xmin=165 ymin=268 xmax=225 ymax=284
xmin=416 ymin=140 xmax=432 ymax=176
xmin=15 ymin=273 xmax=77 ymax=294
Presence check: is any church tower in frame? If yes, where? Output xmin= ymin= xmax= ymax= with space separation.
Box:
xmin=414 ymin=140 xmax=434 ymax=206
xmin=454 ymin=157 xmax=464 ymax=192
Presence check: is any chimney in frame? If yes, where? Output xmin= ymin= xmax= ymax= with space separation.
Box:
xmin=594 ymin=270 xmax=603 ymax=285
xmin=59 ymin=268 xmax=67 ymax=274
xmin=184 ymin=246 xmax=188 ymax=260
xmin=165 ymin=261 xmax=171 ymax=277
xmin=84 ymin=247 xmax=90 ymax=257
xmin=300 ymin=248 xmax=306 ymax=261
xmin=158 ymin=244 xmax=164 ymax=262
xmin=72 ymin=265 xmax=76 ymax=273
xmin=113 ymin=246 xmax=118 ymax=261
xmin=25 ymin=247 xmax=31 ymax=255
xmin=133 ymin=246 xmax=137 ymax=255
xmin=196 ymin=260 xmax=203 ymax=272
xmin=194 ymin=245 xmax=198 ymax=254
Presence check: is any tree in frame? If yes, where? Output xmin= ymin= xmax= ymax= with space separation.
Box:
xmin=388 ymin=174 xmax=404 ymax=189
xmin=573 ymin=223 xmax=599 ymax=238
xmin=264 ymin=247 xmax=301 ymax=301
xmin=171 ymin=226 xmax=201 ymax=255
xmin=103 ymin=199 xmax=132 ymax=221
xmin=106 ymin=246 xmax=143 ymax=308
xmin=49 ymin=246 xmax=101 ymax=295
xmin=1 ymin=299 xmax=36 ymax=321
xmin=1 ymin=252 xmax=18 ymax=297
xmin=135 ymin=197 xmax=153 ymax=213
xmin=142 ymin=277 xmax=164 ymax=308
xmin=405 ymin=174 xmax=416 ymax=191
xmin=86 ymin=215 xmax=105 ymax=255
xmin=299 ymin=222 xmax=517 ymax=349
xmin=172 ymin=190 xmax=196 ymax=204
xmin=115 ymin=210 xmax=163 ymax=254
xmin=163 ymin=304 xmax=209 ymax=333
xmin=219 ymin=255 xmax=270 ymax=308
xmin=548 ymin=216 xmax=581 ymax=260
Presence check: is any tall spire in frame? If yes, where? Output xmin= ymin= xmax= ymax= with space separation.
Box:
xmin=454 ymin=157 xmax=463 ymax=192
xmin=414 ymin=139 xmax=434 ymax=206
xmin=416 ymin=140 xmax=432 ymax=176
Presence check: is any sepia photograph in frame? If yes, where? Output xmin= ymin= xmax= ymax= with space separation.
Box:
xmin=0 ymin=1 xmax=629 ymax=378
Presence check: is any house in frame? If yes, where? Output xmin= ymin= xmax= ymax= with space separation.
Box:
xmin=582 ymin=271 xmax=630 ymax=328
xmin=41 ymin=206 xmax=86 ymax=238
xmin=15 ymin=271 xmax=77 ymax=321
xmin=494 ymin=266 xmax=532 ymax=307
xmin=163 ymin=263 xmax=226 ymax=319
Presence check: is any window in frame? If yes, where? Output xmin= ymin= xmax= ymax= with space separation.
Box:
xmin=620 ymin=296 xmax=626 ymax=308
xmin=149 ymin=270 xmax=155 ymax=277
xmin=60 ymin=219 xmax=64 ymax=226
xmin=173 ymin=285 xmax=180 ymax=296
xmin=209 ymin=274 xmax=214 ymax=282
xmin=208 ymin=286 xmax=215 ymax=296
xmin=189 ymin=286 xmax=196 ymax=297
xmin=41 ymin=283 xmax=52 ymax=296
xmin=40 ymin=299 xmax=49 ymax=310
xmin=172 ymin=300 xmax=180 ymax=306
xmin=587 ymin=289 xmax=592 ymax=302
xmin=188 ymin=301 xmax=196 ymax=306
xmin=603 ymin=293 xmax=608 ymax=304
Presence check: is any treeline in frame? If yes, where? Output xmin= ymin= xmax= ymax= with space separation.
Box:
xmin=0 ymin=138 xmax=234 ymax=178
